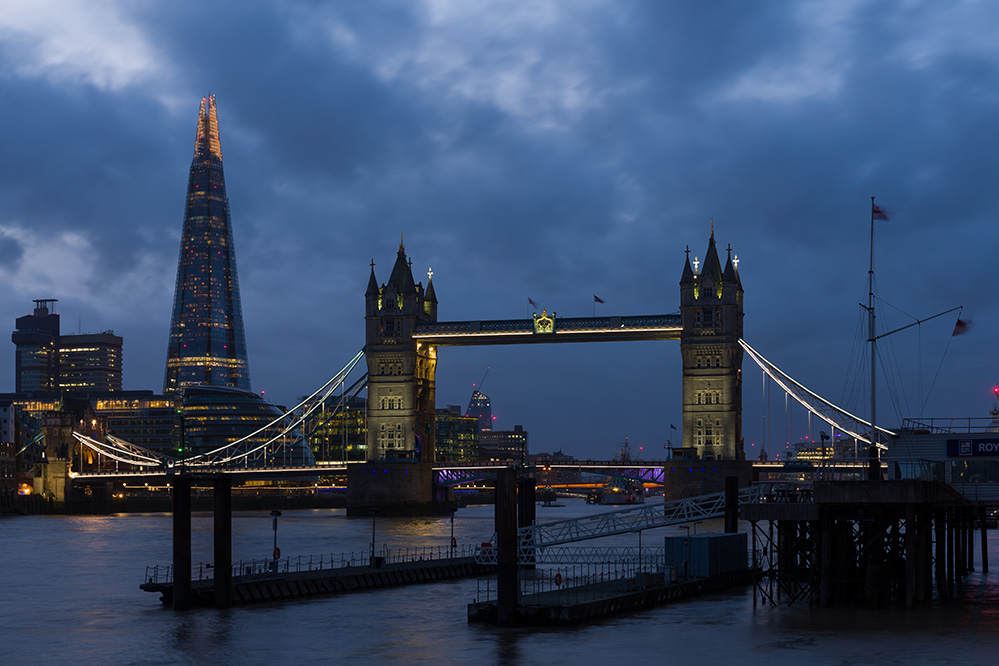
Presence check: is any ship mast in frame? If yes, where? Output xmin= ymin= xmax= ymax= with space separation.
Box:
xmin=867 ymin=197 xmax=880 ymax=481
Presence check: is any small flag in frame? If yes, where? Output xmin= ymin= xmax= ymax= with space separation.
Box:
xmin=528 ymin=297 xmax=537 ymax=308
xmin=953 ymin=318 xmax=971 ymax=336
xmin=872 ymin=203 xmax=889 ymax=221
xmin=593 ymin=294 xmax=605 ymax=303
xmin=670 ymin=423 xmax=677 ymax=430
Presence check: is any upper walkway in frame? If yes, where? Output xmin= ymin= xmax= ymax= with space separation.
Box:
xmin=413 ymin=313 xmax=681 ymax=346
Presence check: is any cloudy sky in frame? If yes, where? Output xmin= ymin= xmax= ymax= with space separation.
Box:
xmin=0 ymin=0 xmax=996 ymax=460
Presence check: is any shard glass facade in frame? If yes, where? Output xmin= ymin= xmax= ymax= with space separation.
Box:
xmin=164 ymin=96 xmax=250 ymax=394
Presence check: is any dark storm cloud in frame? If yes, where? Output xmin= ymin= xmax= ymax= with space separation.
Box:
xmin=1 ymin=1 xmax=998 ymax=455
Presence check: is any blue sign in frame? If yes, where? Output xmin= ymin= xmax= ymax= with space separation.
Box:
xmin=946 ymin=438 xmax=999 ymax=457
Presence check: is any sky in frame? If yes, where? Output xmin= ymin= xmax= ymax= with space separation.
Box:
xmin=0 ymin=0 xmax=997 ymax=461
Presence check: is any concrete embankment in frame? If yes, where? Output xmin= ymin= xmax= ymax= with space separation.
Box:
xmin=142 ymin=556 xmax=494 ymax=608
xmin=468 ymin=569 xmax=753 ymax=626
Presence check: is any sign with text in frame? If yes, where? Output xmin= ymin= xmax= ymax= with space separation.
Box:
xmin=947 ymin=438 xmax=999 ymax=457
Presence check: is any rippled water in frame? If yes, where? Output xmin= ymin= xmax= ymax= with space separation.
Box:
xmin=4 ymin=500 xmax=999 ymax=665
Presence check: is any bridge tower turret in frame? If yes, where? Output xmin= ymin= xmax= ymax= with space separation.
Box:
xmin=679 ymin=227 xmax=744 ymax=460
xmin=364 ymin=239 xmax=438 ymax=462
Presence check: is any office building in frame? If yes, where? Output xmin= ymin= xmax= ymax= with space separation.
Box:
xmin=435 ymin=405 xmax=479 ymax=462
xmin=12 ymin=300 xmax=122 ymax=396
xmin=479 ymin=425 xmax=528 ymax=463
xmin=163 ymin=95 xmax=251 ymax=395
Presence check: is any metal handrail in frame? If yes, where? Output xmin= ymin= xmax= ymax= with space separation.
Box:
xmin=143 ymin=543 xmax=479 ymax=584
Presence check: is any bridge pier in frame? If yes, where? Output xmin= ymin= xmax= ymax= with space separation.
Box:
xmin=172 ymin=476 xmax=192 ymax=611
xmin=213 ymin=476 xmax=233 ymax=609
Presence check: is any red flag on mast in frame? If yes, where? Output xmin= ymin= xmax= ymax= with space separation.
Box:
xmin=872 ymin=203 xmax=889 ymax=221
xmin=593 ymin=294 xmax=605 ymax=303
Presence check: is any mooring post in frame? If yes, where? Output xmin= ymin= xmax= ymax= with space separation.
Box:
xmin=904 ymin=504 xmax=916 ymax=608
xmin=172 ymin=475 xmax=192 ymax=611
xmin=934 ymin=509 xmax=947 ymax=600
xmin=967 ymin=507 xmax=975 ymax=572
xmin=917 ymin=510 xmax=932 ymax=604
xmin=724 ymin=476 xmax=739 ymax=533
xmin=947 ymin=508 xmax=956 ymax=586
xmin=956 ymin=509 xmax=966 ymax=576
xmin=517 ymin=477 xmax=536 ymax=571
xmin=980 ymin=506 xmax=989 ymax=574
xmin=214 ymin=475 xmax=233 ymax=609
xmin=496 ymin=467 xmax=518 ymax=628
xmin=819 ymin=509 xmax=832 ymax=607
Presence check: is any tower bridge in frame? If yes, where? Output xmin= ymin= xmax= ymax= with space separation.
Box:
xmin=364 ymin=229 xmax=744 ymax=467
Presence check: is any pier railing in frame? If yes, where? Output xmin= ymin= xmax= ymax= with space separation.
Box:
xmin=474 ymin=551 xmax=674 ymax=604
xmin=144 ymin=544 xmax=480 ymax=584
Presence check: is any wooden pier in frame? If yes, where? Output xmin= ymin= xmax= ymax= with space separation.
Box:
xmin=141 ymin=556 xmax=494 ymax=608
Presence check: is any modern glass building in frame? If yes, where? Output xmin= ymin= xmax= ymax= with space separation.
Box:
xmin=435 ymin=405 xmax=479 ymax=462
xmin=465 ymin=390 xmax=493 ymax=432
xmin=179 ymin=386 xmax=314 ymax=466
xmin=12 ymin=299 xmax=123 ymax=396
xmin=163 ymin=95 xmax=250 ymax=395
xmin=12 ymin=300 xmax=60 ymax=394
xmin=302 ymin=396 xmax=368 ymax=464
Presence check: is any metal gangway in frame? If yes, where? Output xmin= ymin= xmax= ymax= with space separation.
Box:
xmin=476 ymin=485 xmax=762 ymax=564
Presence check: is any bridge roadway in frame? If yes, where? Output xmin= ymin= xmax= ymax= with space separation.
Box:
xmin=73 ymin=459 xmax=874 ymax=484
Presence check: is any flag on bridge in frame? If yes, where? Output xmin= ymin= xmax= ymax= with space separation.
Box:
xmin=593 ymin=294 xmax=605 ymax=303
xmin=872 ymin=202 xmax=889 ymax=221
xmin=528 ymin=297 xmax=537 ymax=309
xmin=953 ymin=318 xmax=971 ymax=336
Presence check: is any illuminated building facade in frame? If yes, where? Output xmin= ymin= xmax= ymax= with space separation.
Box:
xmin=59 ymin=332 xmax=123 ymax=393
xmin=435 ymin=405 xmax=479 ymax=462
xmin=364 ymin=240 xmax=438 ymax=462
xmin=178 ymin=385 xmax=313 ymax=464
xmin=305 ymin=396 xmax=368 ymax=463
xmin=479 ymin=425 xmax=528 ymax=463
xmin=164 ymin=95 xmax=250 ymax=395
xmin=12 ymin=300 xmax=60 ymax=394
xmin=12 ymin=300 xmax=122 ymax=396
xmin=679 ymin=228 xmax=744 ymax=460
xmin=93 ymin=394 xmax=177 ymax=454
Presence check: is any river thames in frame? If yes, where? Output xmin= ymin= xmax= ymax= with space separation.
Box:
xmin=4 ymin=499 xmax=999 ymax=665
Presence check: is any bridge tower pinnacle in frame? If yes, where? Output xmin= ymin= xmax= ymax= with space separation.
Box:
xmin=364 ymin=241 xmax=438 ymax=462
xmin=679 ymin=228 xmax=744 ymax=460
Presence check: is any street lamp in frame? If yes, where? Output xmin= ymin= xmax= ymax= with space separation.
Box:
xmin=450 ymin=503 xmax=457 ymax=558
xmin=369 ymin=508 xmax=379 ymax=567
xmin=271 ymin=509 xmax=282 ymax=563
xmin=680 ymin=525 xmax=691 ymax=579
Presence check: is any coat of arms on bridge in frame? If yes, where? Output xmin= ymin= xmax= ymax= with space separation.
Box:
xmin=533 ymin=309 xmax=555 ymax=334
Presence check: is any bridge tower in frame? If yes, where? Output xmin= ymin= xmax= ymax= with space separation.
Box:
xmin=679 ymin=228 xmax=744 ymax=460
xmin=364 ymin=240 xmax=438 ymax=462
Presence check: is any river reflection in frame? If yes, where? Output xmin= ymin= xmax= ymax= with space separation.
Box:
xmin=4 ymin=500 xmax=999 ymax=664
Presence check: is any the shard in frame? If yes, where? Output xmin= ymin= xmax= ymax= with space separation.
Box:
xmin=163 ymin=95 xmax=251 ymax=394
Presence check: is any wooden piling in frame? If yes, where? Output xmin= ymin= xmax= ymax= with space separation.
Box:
xmin=904 ymin=504 xmax=916 ymax=608
xmin=724 ymin=476 xmax=739 ymax=534
xmin=214 ymin=476 xmax=233 ymax=609
xmin=495 ymin=468 xmax=518 ymax=628
xmin=172 ymin=475 xmax=192 ymax=611
xmin=981 ymin=506 xmax=989 ymax=574
xmin=934 ymin=509 xmax=947 ymax=600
